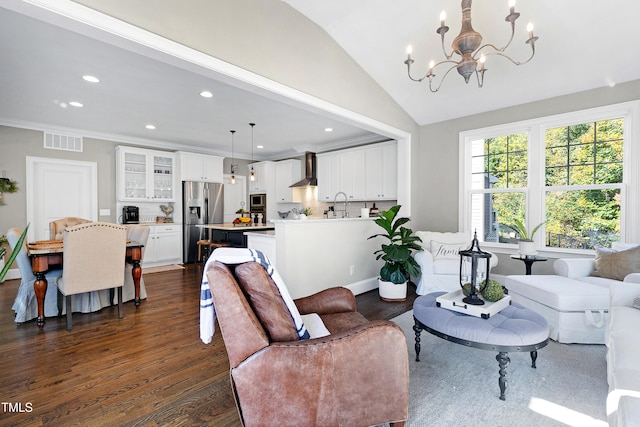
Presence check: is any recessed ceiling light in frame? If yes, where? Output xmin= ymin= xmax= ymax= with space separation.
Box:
xmin=257 ymin=145 xmax=264 ymax=149
xmin=69 ymin=101 xmax=83 ymax=107
xmin=200 ymin=90 xmax=213 ymax=98
xmin=324 ymin=127 xmax=333 ymax=132
xmin=145 ymin=124 xmax=156 ymax=130
xmin=82 ymin=75 xmax=100 ymax=83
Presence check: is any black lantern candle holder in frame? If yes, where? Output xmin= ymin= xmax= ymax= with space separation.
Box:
xmin=459 ymin=231 xmax=492 ymax=306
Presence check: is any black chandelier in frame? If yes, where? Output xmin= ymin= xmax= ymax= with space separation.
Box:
xmin=404 ymin=0 xmax=538 ymax=92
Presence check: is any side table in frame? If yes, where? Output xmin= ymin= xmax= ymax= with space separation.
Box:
xmin=510 ymin=254 xmax=548 ymax=275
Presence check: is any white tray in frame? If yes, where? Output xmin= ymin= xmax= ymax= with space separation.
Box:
xmin=436 ymin=289 xmax=511 ymax=319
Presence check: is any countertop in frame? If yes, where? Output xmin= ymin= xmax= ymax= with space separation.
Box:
xmin=196 ymin=223 xmax=275 ymax=231
xmin=244 ymin=230 xmax=275 ymax=237
xmin=270 ymin=217 xmax=374 ymax=224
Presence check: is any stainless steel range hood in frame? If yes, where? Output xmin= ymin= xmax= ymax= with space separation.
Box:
xmin=290 ymin=152 xmax=318 ymax=187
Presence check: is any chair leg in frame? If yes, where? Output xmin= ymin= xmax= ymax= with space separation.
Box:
xmin=66 ymin=295 xmax=72 ymax=330
xmin=57 ymin=290 xmax=63 ymax=317
xmin=117 ymin=287 xmax=123 ymax=319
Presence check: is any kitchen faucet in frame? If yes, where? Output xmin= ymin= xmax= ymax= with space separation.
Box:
xmin=333 ymin=191 xmax=349 ymax=218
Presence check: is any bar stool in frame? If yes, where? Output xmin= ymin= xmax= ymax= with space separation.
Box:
xmin=197 ymin=239 xmax=212 ymax=264
xmin=209 ymin=241 xmax=232 ymax=253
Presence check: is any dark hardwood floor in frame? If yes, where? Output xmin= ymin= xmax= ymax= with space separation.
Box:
xmin=0 ymin=264 xmax=416 ymax=426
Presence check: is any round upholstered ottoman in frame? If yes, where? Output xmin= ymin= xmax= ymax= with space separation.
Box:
xmin=413 ymin=292 xmax=549 ymax=400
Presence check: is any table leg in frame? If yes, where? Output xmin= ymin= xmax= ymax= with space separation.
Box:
xmin=132 ymin=259 xmax=141 ymax=307
xmin=524 ymin=261 xmax=533 ymax=275
xmin=496 ymin=352 xmax=511 ymax=401
xmin=34 ymin=272 xmax=48 ymax=327
xmin=530 ymin=350 xmax=538 ymax=368
xmin=413 ymin=319 xmax=422 ymax=362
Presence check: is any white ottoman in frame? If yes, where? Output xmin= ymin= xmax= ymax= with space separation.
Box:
xmin=505 ymin=275 xmax=609 ymax=344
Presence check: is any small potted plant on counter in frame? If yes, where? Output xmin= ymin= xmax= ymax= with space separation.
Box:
xmin=368 ymin=205 xmax=422 ymax=301
xmin=505 ymin=219 xmax=545 ymax=256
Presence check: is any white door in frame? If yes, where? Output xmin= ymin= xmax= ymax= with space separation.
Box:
xmin=223 ymin=174 xmax=247 ymax=223
xmin=26 ymin=157 xmax=98 ymax=241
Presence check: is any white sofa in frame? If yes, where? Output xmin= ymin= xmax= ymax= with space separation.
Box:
xmin=505 ymin=243 xmax=640 ymax=344
xmin=413 ymin=231 xmax=498 ymax=295
xmin=606 ymin=280 xmax=640 ymax=426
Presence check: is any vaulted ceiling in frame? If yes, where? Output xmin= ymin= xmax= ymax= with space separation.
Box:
xmin=2 ymin=1 xmax=639 ymax=160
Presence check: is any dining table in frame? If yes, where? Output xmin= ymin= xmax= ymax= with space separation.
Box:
xmin=27 ymin=240 xmax=144 ymax=327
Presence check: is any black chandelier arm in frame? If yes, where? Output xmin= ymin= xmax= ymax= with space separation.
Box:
xmin=427 ymin=63 xmax=461 ymax=93
xmin=476 ymin=43 xmax=536 ymax=67
xmin=405 ymin=58 xmax=458 ymax=84
xmin=474 ymin=67 xmax=486 ymax=89
xmin=439 ymin=31 xmax=456 ymax=60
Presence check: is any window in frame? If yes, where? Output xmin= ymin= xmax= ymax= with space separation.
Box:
xmin=460 ymin=102 xmax=640 ymax=253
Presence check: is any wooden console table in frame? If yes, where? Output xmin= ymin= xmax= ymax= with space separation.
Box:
xmin=28 ymin=241 xmax=144 ymax=327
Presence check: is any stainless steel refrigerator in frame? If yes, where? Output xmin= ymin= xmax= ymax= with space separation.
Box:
xmin=182 ymin=181 xmax=224 ymax=263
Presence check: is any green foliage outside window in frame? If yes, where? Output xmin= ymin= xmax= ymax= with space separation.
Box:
xmin=472 ymin=118 xmax=623 ymax=249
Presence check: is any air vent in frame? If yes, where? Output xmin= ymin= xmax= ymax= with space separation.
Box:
xmin=44 ymin=132 xmax=83 ymax=152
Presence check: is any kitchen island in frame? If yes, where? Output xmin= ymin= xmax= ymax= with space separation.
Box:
xmin=197 ymin=223 xmax=274 ymax=247
xmin=269 ymin=217 xmax=380 ymax=299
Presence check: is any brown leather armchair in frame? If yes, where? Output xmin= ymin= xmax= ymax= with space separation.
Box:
xmin=206 ymin=260 xmax=408 ymax=427
xmin=50 ymin=217 xmax=91 ymax=240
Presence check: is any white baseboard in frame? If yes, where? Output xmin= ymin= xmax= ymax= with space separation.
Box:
xmin=344 ymin=276 xmax=378 ymax=296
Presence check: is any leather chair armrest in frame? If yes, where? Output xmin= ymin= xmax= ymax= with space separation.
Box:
xmin=294 ymin=287 xmax=356 ymax=315
xmin=231 ymin=320 xmax=408 ymax=426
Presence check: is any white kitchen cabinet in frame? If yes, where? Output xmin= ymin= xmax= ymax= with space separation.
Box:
xmin=275 ymin=159 xmax=301 ymax=203
xmin=365 ymin=142 xmax=397 ymax=200
xmin=249 ymin=161 xmax=275 ymax=194
xmin=177 ymin=152 xmax=223 ymax=183
xmin=317 ymin=152 xmax=340 ymax=202
xmin=340 ymin=149 xmax=366 ymax=200
xmin=143 ymin=224 xmax=182 ymax=267
xmin=116 ymin=146 xmax=176 ymax=202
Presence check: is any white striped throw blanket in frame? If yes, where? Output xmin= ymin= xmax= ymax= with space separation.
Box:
xmin=199 ymin=247 xmax=309 ymax=344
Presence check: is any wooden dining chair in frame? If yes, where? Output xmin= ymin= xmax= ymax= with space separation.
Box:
xmin=55 ymin=222 xmax=127 ymax=330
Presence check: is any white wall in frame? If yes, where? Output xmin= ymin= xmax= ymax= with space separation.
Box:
xmin=274 ymin=219 xmax=381 ymax=299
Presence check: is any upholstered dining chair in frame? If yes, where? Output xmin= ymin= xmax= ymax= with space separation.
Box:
xmin=56 ymin=222 xmax=127 ymax=330
xmin=205 ymin=256 xmax=409 ymax=427
xmin=49 ymin=217 xmax=91 ymax=240
xmin=7 ymin=228 xmax=63 ymax=323
xmin=114 ymin=224 xmax=149 ymax=304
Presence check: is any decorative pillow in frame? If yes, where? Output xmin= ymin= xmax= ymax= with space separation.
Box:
xmin=634 ymin=296 xmax=640 ymax=310
xmin=430 ymin=241 xmax=467 ymax=261
xmin=590 ymin=245 xmax=640 ymax=281
xmin=234 ymin=262 xmax=300 ymax=342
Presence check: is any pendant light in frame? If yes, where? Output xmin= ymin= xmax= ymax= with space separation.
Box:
xmin=249 ymin=123 xmax=256 ymax=182
xmin=230 ymin=130 xmax=236 ymax=185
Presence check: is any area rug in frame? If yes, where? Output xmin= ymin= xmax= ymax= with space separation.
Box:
xmin=390 ymin=310 xmax=609 ymax=427
xmin=143 ymin=264 xmax=185 ymax=274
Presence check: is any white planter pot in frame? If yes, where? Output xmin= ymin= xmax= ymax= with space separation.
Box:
xmin=378 ymin=278 xmax=407 ymax=301
xmin=518 ymin=241 xmax=537 ymax=256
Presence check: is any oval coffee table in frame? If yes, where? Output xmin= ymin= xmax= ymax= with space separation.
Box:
xmin=413 ymin=292 xmax=549 ymax=400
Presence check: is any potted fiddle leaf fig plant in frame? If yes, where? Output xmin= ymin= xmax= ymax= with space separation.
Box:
xmin=505 ymin=219 xmax=544 ymax=256
xmin=368 ymin=205 xmax=422 ymax=301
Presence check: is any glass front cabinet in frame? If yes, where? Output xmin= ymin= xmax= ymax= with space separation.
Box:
xmin=116 ymin=146 xmax=176 ymax=202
